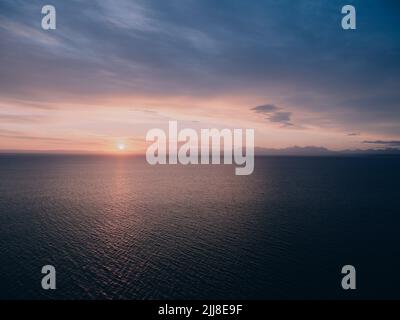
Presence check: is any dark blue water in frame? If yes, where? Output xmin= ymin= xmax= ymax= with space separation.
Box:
xmin=0 ymin=155 xmax=399 ymax=299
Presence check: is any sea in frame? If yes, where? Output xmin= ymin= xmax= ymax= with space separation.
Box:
xmin=0 ymin=154 xmax=399 ymax=299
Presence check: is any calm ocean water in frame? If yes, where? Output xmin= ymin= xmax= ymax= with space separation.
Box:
xmin=0 ymin=155 xmax=399 ymax=299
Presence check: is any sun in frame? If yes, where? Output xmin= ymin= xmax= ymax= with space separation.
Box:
xmin=117 ymin=143 xmax=126 ymax=151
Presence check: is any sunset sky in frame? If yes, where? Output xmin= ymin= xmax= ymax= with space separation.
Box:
xmin=0 ymin=0 xmax=399 ymax=153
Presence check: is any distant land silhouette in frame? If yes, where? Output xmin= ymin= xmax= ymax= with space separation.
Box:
xmin=1 ymin=146 xmax=400 ymax=156
xmin=254 ymin=146 xmax=400 ymax=156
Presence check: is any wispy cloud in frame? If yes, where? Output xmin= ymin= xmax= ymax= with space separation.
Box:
xmin=0 ymin=114 xmax=46 ymax=123
xmin=0 ymin=129 xmax=68 ymax=142
xmin=1 ymin=0 xmax=400 ymax=151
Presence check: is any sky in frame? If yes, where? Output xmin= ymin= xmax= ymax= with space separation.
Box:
xmin=0 ymin=0 xmax=399 ymax=153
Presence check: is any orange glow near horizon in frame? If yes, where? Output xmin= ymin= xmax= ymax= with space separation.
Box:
xmin=0 ymin=94 xmax=392 ymax=153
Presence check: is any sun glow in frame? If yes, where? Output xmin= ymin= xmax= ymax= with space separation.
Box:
xmin=117 ymin=143 xmax=126 ymax=151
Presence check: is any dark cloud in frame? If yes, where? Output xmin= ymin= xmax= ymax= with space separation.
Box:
xmin=347 ymin=133 xmax=360 ymax=136
xmin=268 ymin=112 xmax=293 ymax=125
xmin=363 ymin=140 xmax=400 ymax=147
xmin=251 ymin=104 xmax=294 ymax=126
xmin=251 ymin=104 xmax=279 ymax=114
